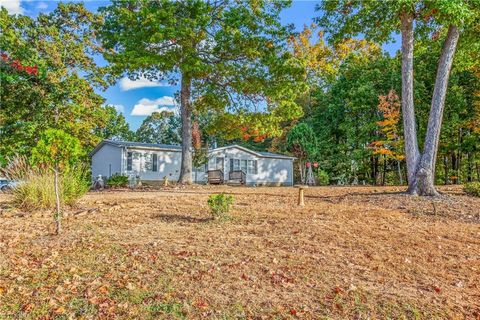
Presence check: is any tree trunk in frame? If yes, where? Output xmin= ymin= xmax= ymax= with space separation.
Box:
xmin=467 ymin=153 xmax=472 ymax=182
xmin=54 ymin=166 xmax=61 ymax=235
xmin=397 ymin=160 xmax=403 ymax=185
xmin=414 ymin=25 xmax=460 ymax=196
xmin=443 ymin=155 xmax=449 ymax=185
xmin=382 ymin=155 xmax=387 ymax=186
xmin=178 ymin=74 xmax=193 ymax=184
xmin=451 ymin=151 xmax=457 ymax=184
xmin=298 ymin=160 xmax=305 ymax=184
xmin=400 ymin=12 xmax=421 ymax=193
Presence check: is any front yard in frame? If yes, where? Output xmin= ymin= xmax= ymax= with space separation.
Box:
xmin=0 ymin=186 xmax=479 ymax=319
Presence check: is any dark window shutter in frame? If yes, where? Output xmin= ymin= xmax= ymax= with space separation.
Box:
xmin=127 ymin=152 xmax=132 ymax=171
xmin=152 ymin=154 xmax=158 ymax=172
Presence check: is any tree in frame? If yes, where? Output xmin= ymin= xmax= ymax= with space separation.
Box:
xmin=135 ymin=111 xmax=181 ymax=145
xmin=309 ymin=49 xmax=400 ymax=185
xmin=316 ymin=0 xmax=479 ymax=195
xmin=94 ymin=105 xmax=135 ymax=141
xmin=286 ymin=123 xmax=318 ymax=184
xmin=0 ymin=5 xmax=107 ymax=159
xmin=98 ymin=0 xmax=306 ymax=183
xmin=31 ymin=129 xmax=82 ymax=235
xmin=191 ymin=121 xmax=208 ymax=182
xmin=371 ymin=90 xmax=405 ymax=185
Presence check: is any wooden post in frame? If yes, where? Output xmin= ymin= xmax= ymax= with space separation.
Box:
xmin=295 ymin=185 xmax=307 ymax=206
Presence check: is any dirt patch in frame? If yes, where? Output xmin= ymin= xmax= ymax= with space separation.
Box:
xmin=0 ymin=186 xmax=479 ymax=319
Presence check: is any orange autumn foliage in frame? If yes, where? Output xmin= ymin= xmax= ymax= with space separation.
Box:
xmin=371 ymin=90 xmax=404 ymax=161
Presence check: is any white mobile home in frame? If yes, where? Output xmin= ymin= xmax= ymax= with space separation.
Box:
xmin=90 ymin=140 xmax=294 ymax=186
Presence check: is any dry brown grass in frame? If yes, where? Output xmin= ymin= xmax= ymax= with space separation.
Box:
xmin=0 ymin=185 xmax=479 ymax=319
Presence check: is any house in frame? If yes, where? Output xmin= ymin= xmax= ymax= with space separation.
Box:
xmin=90 ymin=140 xmax=295 ymax=186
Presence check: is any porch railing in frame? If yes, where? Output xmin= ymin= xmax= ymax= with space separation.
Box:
xmin=228 ymin=170 xmax=246 ymax=185
xmin=207 ymin=170 xmax=224 ymax=184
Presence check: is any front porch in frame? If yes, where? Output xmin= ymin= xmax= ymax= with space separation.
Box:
xmin=207 ymin=170 xmax=246 ymax=185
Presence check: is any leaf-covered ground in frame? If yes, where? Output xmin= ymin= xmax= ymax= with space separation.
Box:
xmin=0 ymin=186 xmax=479 ymax=319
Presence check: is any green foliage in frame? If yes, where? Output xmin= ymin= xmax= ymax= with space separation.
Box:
xmin=316 ymin=170 xmax=330 ymax=186
xmin=11 ymin=167 xmax=89 ymax=210
xmin=207 ymin=193 xmax=234 ymax=220
xmin=286 ymin=123 xmax=318 ymax=161
xmin=95 ymin=105 xmax=135 ymax=141
xmin=99 ymin=0 xmax=307 ymax=142
xmin=107 ymin=174 xmax=129 ymax=188
xmin=0 ymin=4 xmax=107 ymax=161
xmin=464 ymin=182 xmax=480 ymax=197
xmin=135 ymin=111 xmax=181 ymax=145
xmin=31 ymin=129 xmax=82 ymax=170
xmin=316 ymin=0 xmax=479 ymax=45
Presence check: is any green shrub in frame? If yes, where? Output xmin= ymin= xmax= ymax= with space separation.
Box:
xmin=107 ymin=174 xmax=129 ymax=188
xmin=464 ymin=182 xmax=480 ymax=197
xmin=12 ymin=169 xmax=89 ymax=210
xmin=207 ymin=193 xmax=234 ymax=219
xmin=316 ymin=170 xmax=330 ymax=186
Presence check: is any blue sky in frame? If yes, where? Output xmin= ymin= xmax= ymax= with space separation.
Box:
xmin=4 ymin=0 xmax=400 ymax=131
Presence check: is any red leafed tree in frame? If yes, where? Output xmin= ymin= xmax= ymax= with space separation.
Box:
xmin=192 ymin=121 xmax=202 ymax=150
xmin=192 ymin=121 xmax=207 ymax=182
xmin=371 ymin=89 xmax=405 ymax=185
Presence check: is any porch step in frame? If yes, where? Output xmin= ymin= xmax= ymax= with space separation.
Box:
xmin=226 ymin=180 xmax=244 ymax=186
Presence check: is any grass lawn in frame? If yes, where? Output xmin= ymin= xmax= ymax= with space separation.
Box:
xmin=0 ymin=185 xmax=479 ymax=319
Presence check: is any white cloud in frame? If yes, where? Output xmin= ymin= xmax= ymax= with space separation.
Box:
xmin=131 ymin=97 xmax=177 ymax=116
xmin=119 ymin=76 xmax=170 ymax=91
xmin=36 ymin=2 xmax=47 ymax=10
xmin=112 ymin=104 xmax=125 ymax=113
xmin=1 ymin=0 xmax=25 ymax=14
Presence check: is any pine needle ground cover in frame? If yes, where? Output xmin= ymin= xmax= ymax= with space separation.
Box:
xmin=0 ymin=186 xmax=479 ymax=319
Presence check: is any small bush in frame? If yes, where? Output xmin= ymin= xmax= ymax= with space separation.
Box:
xmin=107 ymin=174 xmax=129 ymax=188
xmin=208 ymin=193 xmax=234 ymax=219
xmin=315 ymin=170 xmax=330 ymax=186
xmin=464 ymin=182 xmax=480 ymax=197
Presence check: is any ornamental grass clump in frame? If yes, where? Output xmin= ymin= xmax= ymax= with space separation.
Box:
xmin=207 ymin=193 xmax=234 ymax=220
xmin=0 ymin=155 xmax=89 ymax=211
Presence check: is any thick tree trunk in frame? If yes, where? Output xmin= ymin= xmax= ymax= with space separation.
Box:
xmin=178 ymin=75 xmax=193 ymax=184
xmin=400 ymin=13 xmax=421 ymax=193
xmin=414 ymin=25 xmax=460 ymax=196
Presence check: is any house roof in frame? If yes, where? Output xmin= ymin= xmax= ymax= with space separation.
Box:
xmin=89 ymin=140 xmax=182 ymax=156
xmin=90 ymin=140 xmax=294 ymax=160
xmin=210 ymin=145 xmax=295 ymax=160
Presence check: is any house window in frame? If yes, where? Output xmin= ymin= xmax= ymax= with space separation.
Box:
xmin=215 ymin=157 xmax=224 ymax=171
xmin=229 ymin=158 xmax=256 ymax=174
xmin=152 ymin=154 xmax=158 ymax=172
xmin=144 ymin=154 xmax=152 ymax=171
xmin=241 ymin=160 xmax=247 ymax=173
xmin=144 ymin=153 xmax=157 ymax=172
xmin=248 ymin=160 xmax=258 ymax=174
xmin=230 ymin=159 xmax=240 ymax=172
xmin=127 ymin=152 xmax=132 ymax=171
